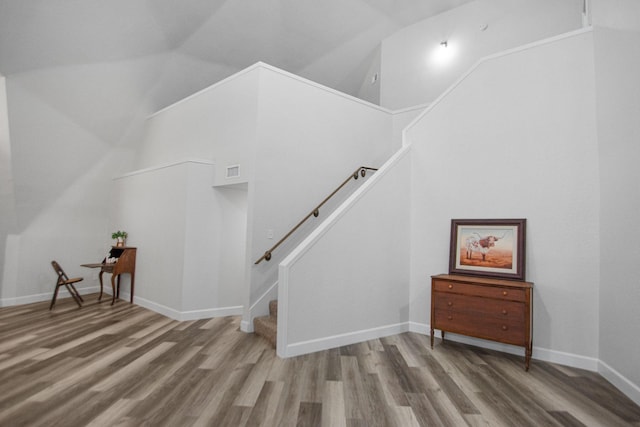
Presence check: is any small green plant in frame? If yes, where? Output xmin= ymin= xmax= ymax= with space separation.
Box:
xmin=111 ymin=230 xmax=128 ymax=239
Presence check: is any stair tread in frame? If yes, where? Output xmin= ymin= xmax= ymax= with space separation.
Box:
xmin=253 ymin=315 xmax=277 ymax=348
xmin=254 ymin=315 xmax=276 ymax=327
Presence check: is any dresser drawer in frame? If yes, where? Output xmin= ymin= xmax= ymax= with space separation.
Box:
xmin=433 ymin=309 xmax=525 ymax=345
xmin=430 ymin=274 xmax=533 ymax=370
xmin=433 ymin=279 xmax=526 ymax=302
xmin=433 ymin=292 xmax=524 ymax=320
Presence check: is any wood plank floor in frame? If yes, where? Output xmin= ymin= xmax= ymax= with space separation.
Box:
xmin=1 ymin=295 xmax=639 ymax=427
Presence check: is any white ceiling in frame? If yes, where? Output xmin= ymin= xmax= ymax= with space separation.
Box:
xmin=0 ymin=0 xmax=474 ymax=230
xmin=0 ymin=0 xmax=473 ymax=101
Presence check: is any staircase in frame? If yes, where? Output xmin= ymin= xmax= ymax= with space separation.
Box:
xmin=253 ymin=300 xmax=278 ymax=348
xmin=251 ymin=167 xmax=378 ymax=350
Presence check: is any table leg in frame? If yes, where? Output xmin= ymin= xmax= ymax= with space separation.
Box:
xmin=110 ymin=274 xmax=117 ymax=305
xmin=98 ymin=271 xmax=104 ymax=301
xmin=130 ymin=273 xmax=135 ymax=303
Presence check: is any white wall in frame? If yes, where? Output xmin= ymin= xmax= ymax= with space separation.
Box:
xmin=380 ymin=0 xmax=584 ymax=109
xmin=215 ymin=186 xmax=248 ymax=308
xmin=406 ymin=30 xmax=601 ymax=366
xmin=110 ymin=161 xmax=244 ymax=319
xmin=0 ymin=75 xmax=16 ymax=295
xmin=278 ymin=148 xmax=411 ymax=357
xmin=120 ymin=67 xmax=263 ymax=319
xmin=132 ymin=62 xmax=396 ymax=326
xmin=593 ymin=26 xmax=640 ymax=402
xmin=1 ymin=67 xmax=141 ymax=305
xmin=0 ymin=151 xmax=122 ymax=305
xmin=392 ymin=104 xmax=427 ymax=151
xmin=247 ymin=65 xmax=395 ymax=325
xmin=591 ymin=0 xmax=640 ymax=31
xmin=110 ymin=163 xmax=189 ymax=311
xmin=136 ymin=65 xmax=260 ymax=186
xmin=182 ymin=164 xmax=244 ymax=314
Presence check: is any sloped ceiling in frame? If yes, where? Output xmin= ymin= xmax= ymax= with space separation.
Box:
xmin=0 ymin=0 xmax=472 ymax=230
xmin=0 ymin=0 xmax=473 ymax=107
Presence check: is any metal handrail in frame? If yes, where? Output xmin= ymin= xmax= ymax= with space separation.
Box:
xmin=254 ymin=166 xmax=378 ymax=264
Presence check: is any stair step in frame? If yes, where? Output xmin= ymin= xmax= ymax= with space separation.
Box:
xmin=253 ymin=315 xmax=277 ymax=348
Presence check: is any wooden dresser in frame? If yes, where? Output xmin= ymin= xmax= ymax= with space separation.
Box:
xmin=431 ymin=274 xmax=533 ymax=370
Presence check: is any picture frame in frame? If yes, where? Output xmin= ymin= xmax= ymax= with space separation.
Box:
xmin=449 ymin=218 xmax=526 ymax=280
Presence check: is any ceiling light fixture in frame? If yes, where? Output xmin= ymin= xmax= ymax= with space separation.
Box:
xmin=430 ymin=39 xmax=455 ymax=67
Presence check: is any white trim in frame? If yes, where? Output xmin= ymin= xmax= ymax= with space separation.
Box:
xmin=391 ymin=102 xmax=430 ymax=116
xmin=133 ymin=295 xmax=243 ymax=321
xmin=280 ymin=322 xmax=410 ymax=358
xmin=599 ymin=360 xmax=640 ymax=407
xmin=0 ymin=288 xmax=246 ymax=322
xmin=150 ymin=62 xmax=393 ymax=119
xmin=276 ymin=267 xmax=288 ymax=356
xmin=408 ymin=321 xmax=430 ymax=335
xmin=149 ymin=64 xmax=262 ymax=117
xmin=250 ymin=280 xmax=279 ymax=312
xmin=240 ymin=280 xmax=279 ymax=333
xmin=240 ymin=320 xmax=252 ymax=332
xmin=280 ymin=146 xmax=411 ymax=267
xmin=113 ymin=159 xmax=214 ymax=180
xmin=277 ymin=146 xmax=411 ymax=357
xmin=402 ymin=27 xmax=593 ymax=146
xmin=0 ymin=286 xmax=101 ymax=307
xmin=409 ymin=322 xmax=600 ymax=371
xmin=533 ymin=346 xmax=599 ymax=371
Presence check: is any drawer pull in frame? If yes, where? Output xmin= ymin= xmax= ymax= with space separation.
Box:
xmin=502 ymin=309 xmax=508 ymax=315
xmin=448 ymin=284 xmax=453 ymax=289
xmin=502 ymin=291 xmax=508 ymax=296
xmin=447 ymin=315 xmax=453 ymax=320
xmin=502 ymin=325 xmax=508 ymax=331
xmin=447 ymin=301 xmax=453 ymax=307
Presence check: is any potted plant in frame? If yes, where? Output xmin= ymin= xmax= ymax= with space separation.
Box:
xmin=112 ymin=230 xmax=128 ymax=247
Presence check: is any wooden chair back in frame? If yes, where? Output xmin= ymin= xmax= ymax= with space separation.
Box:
xmin=50 ymin=260 xmax=84 ymax=310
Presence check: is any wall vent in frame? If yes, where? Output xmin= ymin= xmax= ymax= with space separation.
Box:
xmin=226 ymin=165 xmax=240 ymax=178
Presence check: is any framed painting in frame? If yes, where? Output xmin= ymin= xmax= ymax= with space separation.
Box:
xmin=449 ymin=218 xmax=526 ymax=280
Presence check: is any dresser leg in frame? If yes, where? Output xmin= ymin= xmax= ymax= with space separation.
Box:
xmin=441 ymin=330 xmax=446 ymax=342
xmin=525 ymin=343 xmax=532 ymax=371
xmin=430 ymin=328 xmax=434 ymax=348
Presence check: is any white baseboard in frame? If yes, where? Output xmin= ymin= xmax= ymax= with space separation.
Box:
xmin=0 ymin=289 xmax=243 ymax=322
xmin=599 ymin=360 xmax=640 ymax=407
xmin=240 ymin=320 xmax=253 ymax=333
xmin=409 ymin=322 xmax=640 ymax=405
xmin=409 ymin=321 xmax=599 ymax=371
xmin=240 ymin=281 xmax=279 ymax=333
xmin=409 ymin=322 xmax=639 ymax=405
xmin=279 ymin=322 xmax=410 ymax=358
xmin=0 ymin=286 xmax=101 ymax=307
xmin=132 ymin=295 xmax=242 ymax=321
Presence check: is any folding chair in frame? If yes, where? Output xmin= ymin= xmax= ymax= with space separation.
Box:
xmin=50 ymin=260 xmax=84 ymax=309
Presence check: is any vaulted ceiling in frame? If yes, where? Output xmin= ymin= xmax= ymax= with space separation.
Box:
xmin=0 ymin=0 xmax=474 ymax=231
xmin=0 ymin=0 xmax=473 ymax=107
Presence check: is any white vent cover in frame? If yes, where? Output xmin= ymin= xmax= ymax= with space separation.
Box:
xmin=226 ymin=165 xmax=240 ymax=178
